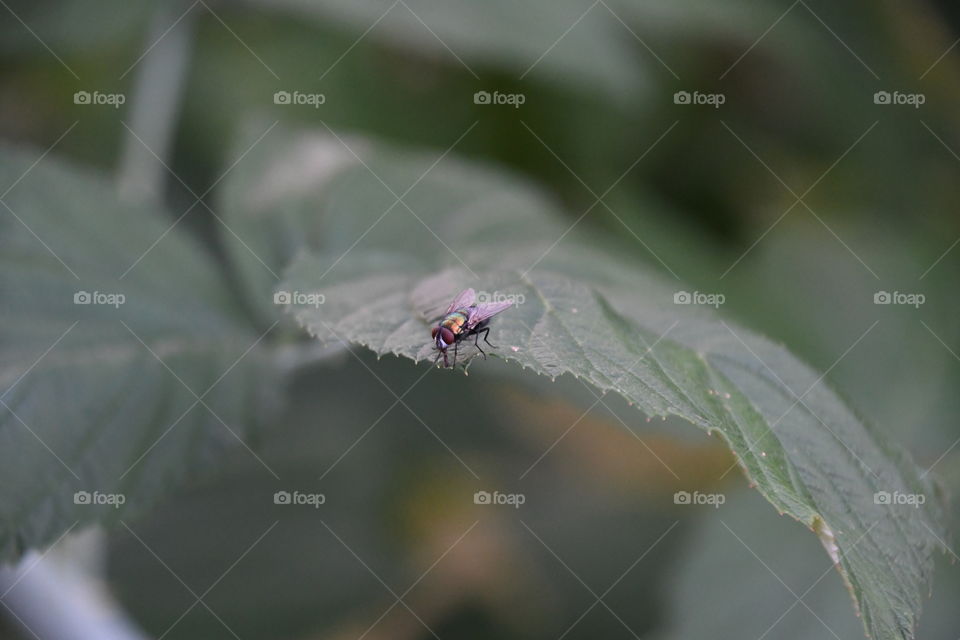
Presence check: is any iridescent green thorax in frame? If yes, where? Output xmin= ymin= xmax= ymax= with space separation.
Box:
xmin=440 ymin=309 xmax=470 ymax=335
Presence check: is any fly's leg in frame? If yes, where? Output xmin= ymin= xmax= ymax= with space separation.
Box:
xmin=473 ymin=330 xmax=487 ymax=359
xmin=479 ymin=326 xmax=495 ymax=349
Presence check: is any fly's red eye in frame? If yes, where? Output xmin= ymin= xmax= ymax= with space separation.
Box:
xmin=440 ymin=327 xmax=456 ymax=345
xmin=431 ymin=327 xmax=439 ymax=339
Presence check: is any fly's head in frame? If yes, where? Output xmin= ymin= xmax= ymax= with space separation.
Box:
xmin=431 ymin=326 xmax=455 ymax=352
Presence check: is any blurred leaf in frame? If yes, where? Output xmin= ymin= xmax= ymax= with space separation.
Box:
xmin=660 ymin=485 xmax=960 ymax=640
xmin=106 ymin=358 xmax=413 ymax=640
xmin=249 ymin=0 xmax=652 ymax=99
xmin=106 ymin=356 xmax=680 ymax=640
xmin=0 ymin=0 xmax=153 ymax=55
xmin=0 ymin=146 xmax=279 ymax=560
xmin=217 ymin=122 xmax=361 ymax=324
xmin=241 ymin=127 xmax=950 ymax=640
xmin=657 ymin=488 xmax=865 ymax=640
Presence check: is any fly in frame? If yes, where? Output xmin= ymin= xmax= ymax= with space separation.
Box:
xmin=431 ymin=288 xmax=513 ymax=368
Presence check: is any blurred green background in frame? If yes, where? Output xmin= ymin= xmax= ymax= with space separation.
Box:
xmin=1 ymin=0 xmax=959 ymax=638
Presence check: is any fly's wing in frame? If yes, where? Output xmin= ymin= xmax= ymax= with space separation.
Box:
xmin=466 ymin=301 xmax=513 ymax=327
xmin=444 ymin=288 xmax=476 ymax=315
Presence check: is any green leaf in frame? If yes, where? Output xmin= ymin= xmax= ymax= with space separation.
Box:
xmin=0 ymin=146 xmax=279 ymax=560
xmin=266 ymin=131 xmax=947 ymax=640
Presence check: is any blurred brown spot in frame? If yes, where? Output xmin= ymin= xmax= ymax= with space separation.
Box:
xmin=503 ymin=388 xmax=735 ymax=495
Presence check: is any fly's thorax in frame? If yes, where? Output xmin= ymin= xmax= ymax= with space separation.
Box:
xmin=441 ymin=310 xmax=470 ymax=335
xmin=433 ymin=314 xmax=464 ymax=349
